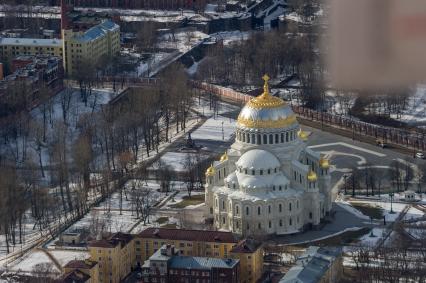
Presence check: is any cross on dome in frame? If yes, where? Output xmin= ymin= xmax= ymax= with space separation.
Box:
xmin=261 ymin=74 xmax=270 ymax=98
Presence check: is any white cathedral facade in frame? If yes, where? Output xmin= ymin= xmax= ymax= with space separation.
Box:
xmin=205 ymin=75 xmax=333 ymax=237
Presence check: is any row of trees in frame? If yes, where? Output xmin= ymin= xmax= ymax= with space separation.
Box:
xmin=0 ymin=62 xmax=196 ymax=253
xmin=344 ymin=160 xmax=426 ymax=197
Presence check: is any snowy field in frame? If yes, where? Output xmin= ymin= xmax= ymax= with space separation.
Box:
xmin=191 ymin=115 xmax=236 ymax=142
xmin=390 ymin=85 xmax=426 ymax=124
xmin=157 ymin=30 xmax=209 ymax=53
xmin=150 ymin=152 xmax=210 ymax=172
xmin=358 ymin=227 xmax=386 ymax=247
xmin=7 ymin=250 xmax=60 ymax=275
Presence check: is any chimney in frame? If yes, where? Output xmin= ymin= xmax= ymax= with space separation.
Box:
xmin=60 ymin=0 xmax=69 ymax=31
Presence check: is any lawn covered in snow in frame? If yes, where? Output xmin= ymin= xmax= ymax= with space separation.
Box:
xmin=191 ymin=115 xmax=236 ymax=142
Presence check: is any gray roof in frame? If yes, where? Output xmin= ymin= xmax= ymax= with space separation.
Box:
xmin=75 ymin=20 xmax=119 ymax=42
xmin=0 ymin=37 xmax=62 ymax=47
xmin=169 ymin=256 xmax=239 ymax=270
xmin=280 ymin=246 xmax=342 ymax=283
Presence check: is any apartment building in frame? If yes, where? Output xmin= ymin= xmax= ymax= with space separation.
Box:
xmin=62 ymin=19 xmax=120 ymax=77
xmin=136 ymin=228 xmax=263 ymax=283
xmin=0 ymin=38 xmax=63 ymax=61
xmin=87 ymin=232 xmax=135 ymax=283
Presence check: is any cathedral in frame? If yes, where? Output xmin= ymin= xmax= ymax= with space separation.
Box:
xmin=205 ymin=75 xmax=333 ymax=237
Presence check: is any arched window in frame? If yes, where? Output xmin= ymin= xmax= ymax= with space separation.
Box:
xmin=268 ymin=169 xmax=271 ymax=174
xmin=263 ymin=135 xmax=267 ymax=144
xmin=252 ymin=170 xmax=255 ymax=175
xmin=218 ymin=171 xmax=221 ymax=179
xmin=294 ymin=171 xmax=297 ymax=180
xmin=309 ymin=212 xmax=313 ymax=219
xmin=236 ymin=206 xmax=239 ymax=215
xmin=289 ymin=218 xmax=292 ymax=226
xmin=269 ymin=134 xmax=273 ymax=144
xmin=269 ymin=221 xmax=272 ymax=228
xmin=273 ymin=185 xmax=276 ymax=191
xmin=279 ymin=204 xmax=282 ymax=213
xmin=268 ymin=205 xmax=271 ymax=214
xmin=242 ymin=133 xmax=246 ymax=142
xmin=279 ymin=219 xmax=282 ymax=227
xmin=222 ymin=200 xmax=225 ymax=210
xmin=257 ymin=134 xmax=261 ymax=145
xmin=279 ymin=186 xmax=282 ymax=191
xmin=246 ymin=207 xmax=250 ymax=215
xmin=281 ymin=133 xmax=284 ymax=143
xmin=236 ymin=221 xmax=239 ymax=229
xmin=258 ymin=223 xmax=261 ymax=229
xmin=257 ymin=206 xmax=261 ymax=215
xmin=260 ymin=170 xmax=263 ymax=175
xmin=286 ymin=132 xmax=289 ymax=142
xmin=275 ymin=134 xmax=279 ymax=143
xmin=244 ymin=169 xmax=248 ymax=174
xmin=251 ymin=134 xmax=255 ymax=144
xmin=289 ymin=203 xmax=292 ymax=211
xmin=247 ymin=134 xmax=250 ymax=143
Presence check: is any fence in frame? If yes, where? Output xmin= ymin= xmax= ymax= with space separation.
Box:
xmin=191 ymin=80 xmax=426 ymax=152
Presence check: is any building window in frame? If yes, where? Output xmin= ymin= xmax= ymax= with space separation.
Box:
xmin=246 ymin=207 xmax=249 ymax=215
xmin=236 ymin=206 xmax=239 ymax=215
xmin=269 ymin=134 xmax=273 ymax=144
xmin=273 ymin=185 xmax=275 ymax=191
xmin=289 ymin=218 xmax=292 ymax=226
xmin=268 ymin=205 xmax=271 ymax=214
xmin=268 ymin=169 xmax=271 ymax=174
xmin=257 ymin=134 xmax=261 ymax=145
xmin=279 ymin=186 xmax=282 ymax=191
xmin=279 ymin=220 xmax=282 ymax=227
xmin=289 ymin=203 xmax=292 ymax=211
xmin=281 ymin=133 xmax=284 ymax=142
xmin=286 ymin=132 xmax=289 ymax=142
xmin=279 ymin=204 xmax=282 ymax=213
xmin=263 ymin=134 xmax=267 ymax=144
xmin=260 ymin=170 xmax=263 ymax=175
xmin=257 ymin=206 xmax=261 ymax=215
xmin=258 ymin=223 xmax=261 ymax=229
xmin=247 ymin=223 xmax=250 ymax=230
xmin=269 ymin=221 xmax=271 ymax=228
xmin=252 ymin=170 xmax=255 ymax=175
xmin=275 ymin=134 xmax=279 ymax=143
xmin=309 ymin=212 xmax=313 ymax=219
xmin=222 ymin=217 xmax=225 ymax=224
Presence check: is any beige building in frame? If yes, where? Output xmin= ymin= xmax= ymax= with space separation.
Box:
xmin=0 ymin=38 xmax=63 ymax=60
xmin=62 ymin=259 xmax=99 ymax=283
xmin=62 ymin=19 xmax=120 ymax=77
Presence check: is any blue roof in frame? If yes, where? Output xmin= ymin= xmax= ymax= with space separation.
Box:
xmin=169 ymin=256 xmax=239 ymax=270
xmin=75 ymin=20 xmax=119 ymax=42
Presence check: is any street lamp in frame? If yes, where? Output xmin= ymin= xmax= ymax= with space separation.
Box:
xmin=389 ymin=192 xmax=395 ymax=214
xmin=343 ymin=174 xmax=348 ymax=195
xmin=369 ymin=216 xmax=375 ymax=237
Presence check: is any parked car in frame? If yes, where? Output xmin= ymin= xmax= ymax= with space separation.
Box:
xmin=415 ymin=152 xmax=425 ymax=159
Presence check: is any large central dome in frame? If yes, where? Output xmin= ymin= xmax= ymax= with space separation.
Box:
xmin=237 ymin=75 xmax=298 ymax=130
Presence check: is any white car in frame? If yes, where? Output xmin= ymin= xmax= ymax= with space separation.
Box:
xmin=416 ymin=152 xmax=425 ymax=159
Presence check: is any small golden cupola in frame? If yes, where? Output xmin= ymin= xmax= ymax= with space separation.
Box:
xmin=307 ymin=170 xmax=317 ymax=182
xmin=297 ymin=128 xmax=309 ymax=141
xmin=205 ymin=164 xmax=215 ymax=176
xmin=220 ymin=151 xmax=228 ymax=162
xmin=319 ymin=157 xmax=330 ymax=169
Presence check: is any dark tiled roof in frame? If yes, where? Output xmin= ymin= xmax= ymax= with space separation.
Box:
xmin=58 ymin=270 xmax=90 ymax=283
xmin=138 ymin=228 xmax=238 ymax=243
xmin=88 ymin=239 xmax=118 ymax=248
xmin=64 ymin=259 xmax=98 ymax=269
xmin=169 ymin=256 xmax=239 ymax=270
xmin=230 ymin=239 xmax=262 ymax=253
xmin=111 ymin=232 xmax=134 ymax=245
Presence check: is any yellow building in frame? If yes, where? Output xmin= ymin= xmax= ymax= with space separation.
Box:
xmin=62 ymin=259 xmax=99 ymax=283
xmin=62 ymin=19 xmax=120 ymax=77
xmin=88 ymin=232 xmax=135 ymax=283
xmin=137 ymin=228 xmax=263 ymax=283
xmin=0 ymin=38 xmax=63 ymax=60
xmin=230 ymin=240 xmax=264 ymax=283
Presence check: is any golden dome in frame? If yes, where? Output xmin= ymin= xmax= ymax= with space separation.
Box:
xmin=307 ymin=170 xmax=317 ymax=182
xmin=319 ymin=158 xmax=330 ymax=169
xmin=297 ymin=129 xmax=308 ymax=141
xmin=220 ymin=151 xmax=228 ymax=162
xmin=237 ymin=74 xmax=298 ymax=129
xmin=205 ymin=164 xmax=215 ymax=176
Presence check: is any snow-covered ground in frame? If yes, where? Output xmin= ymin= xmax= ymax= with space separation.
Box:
xmin=157 ymin=30 xmax=209 ymax=53
xmin=6 ymin=250 xmax=60 ymax=275
xmin=403 ymin=207 xmax=425 ymax=221
xmin=358 ymin=227 xmax=386 ymax=247
xmin=210 ymin=30 xmax=252 ymax=45
xmin=191 ymin=115 xmax=236 ymax=142
xmin=49 ymin=250 xmax=90 ymax=267
xmin=150 ymin=152 xmax=210 ymax=172
xmin=390 ymin=85 xmax=426 ymax=124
